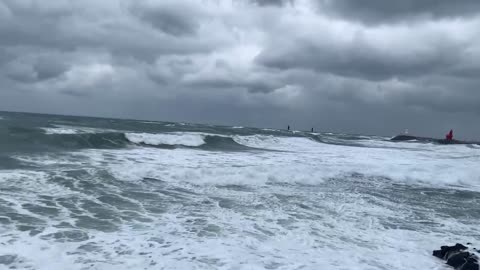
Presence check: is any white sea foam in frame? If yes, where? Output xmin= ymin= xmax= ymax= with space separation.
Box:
xmin=2 ymin=150 xmax=475 ymax=270
xmin=14 ymin=154 xmax=88 ymax=167
xmin=125 ymin=132 xmax=206 ymax=147
xmin=78 ymin=133 xmax=480 ymax=191
xmin=23 ymin=131 xmax=480 ymax=190
xmin=233 ymin=135 xmax=322 ymax=152
xmin=2 ymin=131 xmax=480 ymax=270
xmin=42 ymin=127 xmax=82 ymax=134
xmin=42 ymin=125 xmax=117 ymax=135
xmin=0 ymin=170 xmax=83 ymax=200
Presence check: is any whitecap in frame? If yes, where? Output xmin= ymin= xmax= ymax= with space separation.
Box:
xmin=125 ymin=132 xmax=206 ymax=147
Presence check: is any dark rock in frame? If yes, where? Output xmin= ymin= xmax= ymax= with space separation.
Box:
xmin=433 ymin=249 xmax=444 ymax=258
xmin=447 ymin=252 xmax=470 ymax=268
xmin=459 ymin=257 xmax=479 ymax=270
xmin=446 ymin=245 xmax=469 ymax=260
xmin=434 ymin=243 xmax=479 ymax=270
xmin=434 ymin=244 xmax=468 ymax=259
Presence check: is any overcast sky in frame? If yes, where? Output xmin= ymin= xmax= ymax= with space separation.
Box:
xmin=1 ymin=0 xmax=480 ymax=138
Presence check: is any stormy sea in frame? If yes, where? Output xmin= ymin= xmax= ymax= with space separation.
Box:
xmin=0 ymin=111 xmax=479 ymax=270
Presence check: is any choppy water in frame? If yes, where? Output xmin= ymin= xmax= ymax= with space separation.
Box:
xmin=0 ymin=111 xmax=479 ymax=270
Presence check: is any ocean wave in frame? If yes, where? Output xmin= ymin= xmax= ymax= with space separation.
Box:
xmin=125 ymin=132 xmax=259 ymax=151
xmin=89 ymin=136 xmax=480 ymax=191
xmin=3 ymin=113 xmax=480 ymax=270
xmin=1 ymin=127 xmax=130 ymax=152
xmin=42 ymin=127 xmax=86 ymax=135
xmin=124 ymin=132 xmax=321 ymax=152
xmin=51 ymin=132 xmax=130 ymax=149
xmin=125 ymin=133 xmax=206 ymax=147
xmin=5 ymin=125 xmax=275 ymax=152
xmin=7 ymin=122 xmax=474 ymax=156
xmin=4 ymin=143 xmax=480 ymax=270
xmin=233 ymin=135 xmax=320 ymax=152
xmin=467 ymin=144 xmax=480 ymax=149
xmin=42 ymin=125 xmax=118 ymax=135
xmin=3 ymin=125 xmax=332 ymax=153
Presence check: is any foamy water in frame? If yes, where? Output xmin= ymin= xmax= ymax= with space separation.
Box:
xmin=42 ymin=125 xmax=121 ymax=135
xmin=125 ymin=132 xmax=209 ymax=147
xmin=0 ymin=112 xmax=478 ymax=270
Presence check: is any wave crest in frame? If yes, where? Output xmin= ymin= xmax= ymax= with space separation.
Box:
xmin=125 ymin=133 xmax=206 ymax=147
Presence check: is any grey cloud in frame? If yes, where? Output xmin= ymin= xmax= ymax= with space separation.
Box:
xmin=147 ymin=56 xmax=196 ymax=85
xmin=5 ymin=65 xmax=36 ymax=83
xmin=3 ymin=51 xmax=70 ymax=83
xmin=33 ymin=57 xmax=69 ymax=81
xmin=0 ymin=48 xmax=13 ymax=65
xmin=147 ymin=55 xmax=284 ymax=93
xmin=401 ymin=76 xmax=480 ymax=114
xmin=250 ymin=0 xmax=292 ymax=7
xmin=0 ymin=1 xmax=76 ymax=49
xmin=256 ymin=36 xmax=464 ymax=81
xmin=255 ymin=66 xmax=480 ymax=118
xmin=319 ymin=0 xmax=480 ymax=24
xmin=179 ymin=60 xmax=283 ymax=93
xmin=133 ymin=3 xmax=199 ymax=36
xmin=1 ymin=0 xmax=480 ymax=137
xmin=184 ymin=76 xmax=281 ymax=93
xmin=0 ymin=1 xmax=216 ymax=63
xmin=60 ymin=89 xmax=90 ymax=98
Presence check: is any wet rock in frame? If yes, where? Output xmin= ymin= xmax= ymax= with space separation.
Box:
xmin=460 ymin=257 xmax=479 ymax=270
xmin=433 ymin=244 xmax=468 ymax=259
xmin=447 ymin=252 xmax=470 ymax=268
xmin=433 ymin=243 xmax=479 ymax=270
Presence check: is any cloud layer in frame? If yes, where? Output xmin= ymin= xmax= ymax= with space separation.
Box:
xmin=1 ymin=0 xmax=480 ymax=137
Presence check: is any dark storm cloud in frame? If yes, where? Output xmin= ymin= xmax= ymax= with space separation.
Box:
xmin=0 ymin=1 xmax=76 ymax=49
xmin=402 ymin=76 xmax=480 ymax=114
xmin=179 ymin=59 xmax=285 ymax=93
xmin=0 ymin=48 xmax=13 ymax=65
xmin=319 ymin=0 xmax=480 ymax=24
xmin=60 ymin=89 xmax=90 ymax=98
xmin=33 ymin=58 xmax=69 ymax=81
xmin=2 ymin=49 xmax=70 ymax=83
xmin=133 ymin=2 xmax=199 ymax=36
xmin=1 ymin=0 xmax=480 ymax=137
xmin=256 ymin=36 xmax=463 ymax=81
xmin=0 ymin=0 xmax=214 ymax=62
xmin=5 ymin=68 xmax=36 ymax=83
xmin=250 ymin=0 xmax=292 ymax=7
xmin=184 ymin=75 xmax=282 ymax=93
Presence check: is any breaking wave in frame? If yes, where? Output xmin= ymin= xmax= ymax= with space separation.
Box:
xmin=2 ymin=126 xmax=280 ymax=153
xmin=4 ymin=123 xmax=472 ymax=156
xmin=125 ymin=133 xmax=206 ymax=147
